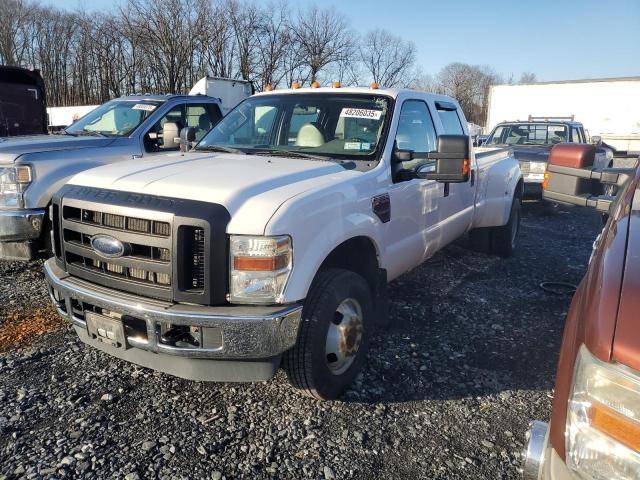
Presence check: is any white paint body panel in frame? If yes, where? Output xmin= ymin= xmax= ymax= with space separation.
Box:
xmin=66 ymin=88 xmax=522 ymax=303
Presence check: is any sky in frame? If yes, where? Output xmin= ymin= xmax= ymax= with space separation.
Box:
xmin=46 ymin=0 xmax=640 ymax=82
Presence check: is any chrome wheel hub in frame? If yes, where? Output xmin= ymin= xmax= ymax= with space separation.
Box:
xmin=325 ymin=298 xmax=363 ymax=375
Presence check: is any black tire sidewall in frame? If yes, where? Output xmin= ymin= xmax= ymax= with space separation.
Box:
xmin=303 ymin=270 xmax=373 ymax=399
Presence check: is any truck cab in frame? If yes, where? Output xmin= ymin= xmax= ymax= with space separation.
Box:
xmin=44 ymin=86 xmax=522 ymax=399
xmin=523 ymin=144 xmax=640 ymax=479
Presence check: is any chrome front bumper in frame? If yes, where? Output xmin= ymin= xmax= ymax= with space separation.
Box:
xmin=0 ymin=208 xmax=45 ymax=242
xmin=45 ymin=259 xmax=302 ymax=364
xmin=523 ymin=421 xmax=574 ymax=480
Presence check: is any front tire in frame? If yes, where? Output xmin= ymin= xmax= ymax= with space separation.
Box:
xmin=282 ymin=268 xmax=373 ymax=400
xmin=490 ymin=196 xmax=521 ymax=257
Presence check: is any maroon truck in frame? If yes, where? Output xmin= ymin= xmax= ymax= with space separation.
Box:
xmin=522 ymin=143 xmax=640 ymax=479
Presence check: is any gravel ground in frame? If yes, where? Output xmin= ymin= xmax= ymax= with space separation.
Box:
xmin=0 ymin=201 xmax=602 ymax=480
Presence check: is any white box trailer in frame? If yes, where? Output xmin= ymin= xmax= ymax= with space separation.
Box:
xmin=486 ymin=77 xmax=640 ymax=152
xmin=189 ymin=76 xmax=254 ymax=115
xmin=47 ymin=105 xmax=100 ymax=131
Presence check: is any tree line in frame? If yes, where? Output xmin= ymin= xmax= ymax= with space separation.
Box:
xmin=0 ymin=0 xmax=536 ymax=125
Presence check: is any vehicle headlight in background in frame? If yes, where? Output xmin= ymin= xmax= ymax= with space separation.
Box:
xmin=529 ymin=162 xmax=547 ymax=174
xmin=566 ymin=345 xmax=640 ymax=479
xmin=229 ymin=235 xmax=292 ymax=304
xmin=0 ymin=165 xmax=32 ymax=208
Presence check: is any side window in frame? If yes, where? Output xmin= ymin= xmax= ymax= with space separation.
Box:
xmin=231 ymin=104 xmax=278 ymax=145
xmin=571 ymin=127 xmax=583 ymax=143
xmin=435 ymin=102 xmax=464 ymax=135
xmin=186 ymin=104 xmax=222 ymax=141
xmin=394 ymin=100 xmax=437 ymax=152
xmin=145 ymin=104 xmax=185 ymax=152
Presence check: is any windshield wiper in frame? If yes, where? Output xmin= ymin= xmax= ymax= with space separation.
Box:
xmin=251 ymin=149 xmax=332 ymax=162
xmin=74 ymin=130 xmax=108 ymax=137
xmin=196 ymin=144 xmax=246 ymax=155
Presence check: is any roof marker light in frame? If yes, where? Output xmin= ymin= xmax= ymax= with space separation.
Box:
xmin=311 ymin=81 xmax=320 ymax=88
xmin=332 ymin=81 xmax=342 ymax=88
xmin=291 ymin=82 xmax=301 ymax=89
xmin=370 ymin=82 xmax=380 ymax=89
xmin=264 ymin=84 xmax=274 ymax=91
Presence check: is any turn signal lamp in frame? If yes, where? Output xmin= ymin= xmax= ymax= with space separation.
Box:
xmin=310 ymin=81 xmax=320 ymax=88
xmin=332 ymin=81 xmax=342 ymax=88
xmin=590 ymin=403 xmax=640 ymax=453
xmin=542 ymin=171 xmax=550 ymax=190
xmin=463 ymin=159 xmax=470 ymax=176
xmin=291 ymin=82 xmax=301 ymax=89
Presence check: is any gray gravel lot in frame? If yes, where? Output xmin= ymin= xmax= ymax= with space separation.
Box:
xmin=0 ymin=201 xmax=602 ymax=479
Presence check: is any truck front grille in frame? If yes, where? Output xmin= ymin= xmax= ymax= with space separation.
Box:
xmin=60 ymin=204 xmax=174 ymax=300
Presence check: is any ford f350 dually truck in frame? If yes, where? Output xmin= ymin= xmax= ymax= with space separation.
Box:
xmin=0 ymin=78 xmax=252 ymax=261
xmin=523 ymin=144 xmax=640 ymax=480
xmin=44 ymin=86 xmax=523 ymax=399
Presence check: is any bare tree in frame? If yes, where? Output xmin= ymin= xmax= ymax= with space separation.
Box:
xmin=519 ymin=72 xmax=537 ymax=84
xmin=436 ymin=63 xmax=502 ymax=124
xmin=0 ymin=0 xmax=32 ymax=65
xmin=292 ymin=6 xmax=353 ymax=84
xmin=359 ymin=28 xmax=416 ymax=87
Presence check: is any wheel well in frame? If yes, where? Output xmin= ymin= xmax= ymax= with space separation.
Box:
xmin=318 ymin=236 xmax=379 ymax=292
xmin=515 ymin=178 xmax=524 ymax=199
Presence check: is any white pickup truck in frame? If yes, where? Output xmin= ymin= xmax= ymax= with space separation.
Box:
xmin=44 ymin=86 xmax=522 ymax=399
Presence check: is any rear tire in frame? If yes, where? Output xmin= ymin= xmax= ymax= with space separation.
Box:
xmin=490 ymin=196 xmax=521 ymax=257
xmin=282 ymin=268 xmax=373 ymax=400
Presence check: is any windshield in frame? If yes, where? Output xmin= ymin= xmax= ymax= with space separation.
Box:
xmin=486 ymin=123 xmax=568 ymax=146
xmin=65 ymin=100 xmax=163 ymax=137
xmin=197 ymin=93 xmax=391 ymax=160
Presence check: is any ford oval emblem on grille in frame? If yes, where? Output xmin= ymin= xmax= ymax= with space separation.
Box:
xmin=91 ymin=234 xmax=127 ymax=259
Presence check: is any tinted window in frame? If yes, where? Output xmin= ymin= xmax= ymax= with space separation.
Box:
xmin=436 ymin=105 xmax=464 ymax=135
xmin=571 ymin=127 xmax=583 ymax=143
xmin=487 ymin=124 xmax=568 ymax=146
xmin=394 ymin=100 xmax=437 ymax=152
xmin=186 ymin=104 xmax=222 ymax=141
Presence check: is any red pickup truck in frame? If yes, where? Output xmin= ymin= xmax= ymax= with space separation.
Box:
xmin=522 ymin=143 xmax=640 ymax=479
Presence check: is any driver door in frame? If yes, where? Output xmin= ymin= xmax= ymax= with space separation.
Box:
xmin=384 ymin=99 xmax=443 ymax=278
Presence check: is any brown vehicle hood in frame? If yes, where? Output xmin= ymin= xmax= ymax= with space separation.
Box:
xmin=612 ymin=185 xmax=640 ymax=371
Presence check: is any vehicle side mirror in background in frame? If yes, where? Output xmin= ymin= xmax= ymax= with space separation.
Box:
xmin=543 ymin=143 xmax=634 ymax=213
xmin=162 ymin=122 xmax=180 ymax=149
xmin=179 ymin=127 xmax=196 ymax=152
xmin=591 ymin=135 xmax=602 ymax=145
xmin=423 ymin=134 xmax=471 ymax=183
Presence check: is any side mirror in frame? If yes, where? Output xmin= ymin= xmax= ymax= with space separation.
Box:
xmin=543 ymin=143 xmax=633 ymax=213
xmin=162 ymin=122 xmax=180 ymax=149
xmin=179 ymin=127 xmax=196 ymax=152
xmin=590 ymin=135 xmax=602 ymax=145
xmin=423 ymin=134 xmax=471 ymax=183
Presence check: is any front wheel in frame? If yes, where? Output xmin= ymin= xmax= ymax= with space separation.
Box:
xmin=282 ymin=268 xmax=373 ymax=400
xmin=490 ymin=196 xmax=521 ymax=257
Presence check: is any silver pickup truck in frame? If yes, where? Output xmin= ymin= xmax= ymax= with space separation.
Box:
xmin=0 ymin=94 xmax=227 ymax=260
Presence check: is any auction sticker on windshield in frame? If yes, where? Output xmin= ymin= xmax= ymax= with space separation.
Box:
xmin=340 ymin=108 xmax=382 ymax=120
xmin=132 ymin=104 xmax=157 ymax=112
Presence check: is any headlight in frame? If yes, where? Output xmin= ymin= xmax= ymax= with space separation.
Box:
xmin=529 ymin=162 xmax=547 ymax=174
xmin=0 ymin=165 xmax=32 ymax=208
xmin=567 ymin=345 xmax=640 ymax=479
xmin=229 ymin=235 xmax=292 ymax=304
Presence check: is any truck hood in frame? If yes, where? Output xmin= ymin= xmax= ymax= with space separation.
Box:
xmin=0 ymin=134 xmax=115 ymax=163
xmin=67 ymin=151 xmax=359 ymax=234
